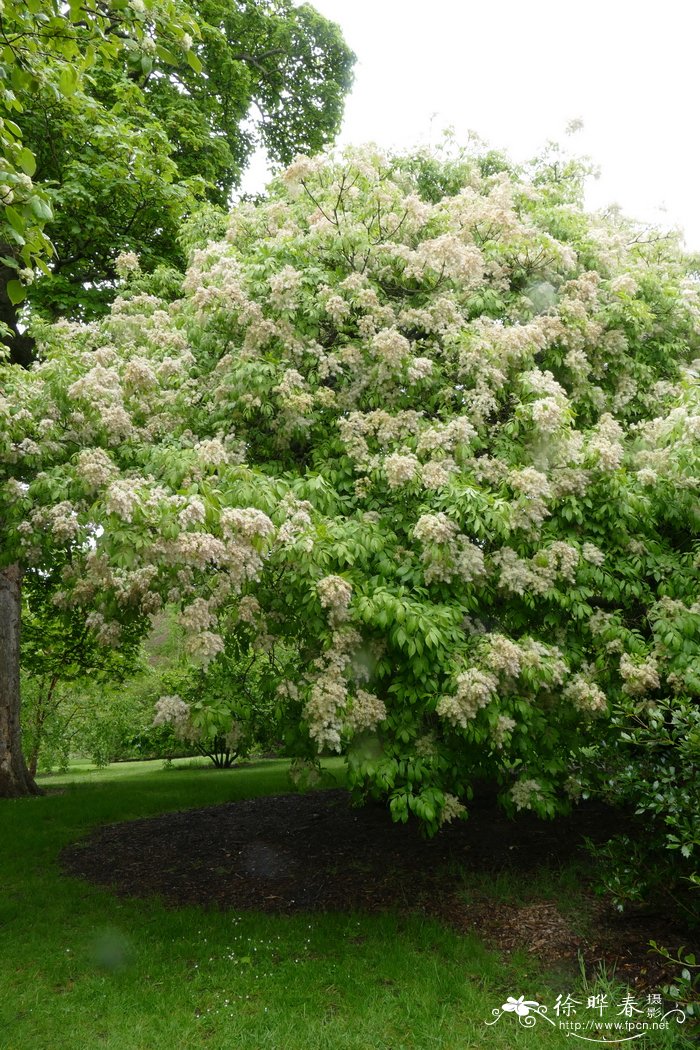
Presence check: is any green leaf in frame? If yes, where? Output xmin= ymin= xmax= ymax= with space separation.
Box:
xmin=28 ymin=196 xmax=53 ymax=221
xmin=4 ymin=206 xmax=25 ymax=236
xmin=186 ymin=50 xmax=203 ymax=73
xmin=58 ymin=67 xmax=80 ymax=97
xmin=17 ymin=148 xmax=37 ymax=177
xmin=156 ymin=46 xmax=179 ymax=66
xmin=7 ymin=279 xmax=26 ymax=305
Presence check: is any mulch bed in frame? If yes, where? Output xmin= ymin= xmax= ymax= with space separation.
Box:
xmin=61 ymin=788 xmax=695 ymax=991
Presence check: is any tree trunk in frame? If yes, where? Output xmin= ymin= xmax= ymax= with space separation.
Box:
xmin=0 ymin=249 xmax=36 ymax=367
xmin=0 ymin=564 xmax=42 ymax=797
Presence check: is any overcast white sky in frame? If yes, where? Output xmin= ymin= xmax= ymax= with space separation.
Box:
xmin=243 ymin=0 xmax=700 ymax=250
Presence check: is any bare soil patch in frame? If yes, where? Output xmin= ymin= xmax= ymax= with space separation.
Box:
xmin=61 ymin=788 xmax=694 ymax=990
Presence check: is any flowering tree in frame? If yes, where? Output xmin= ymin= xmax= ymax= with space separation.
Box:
xmin=2 ymin=144 xmax=699 ymax=826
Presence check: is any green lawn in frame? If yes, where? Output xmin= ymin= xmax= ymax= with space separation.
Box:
xmin=0 ymin=761 xmax=691 ymax=1049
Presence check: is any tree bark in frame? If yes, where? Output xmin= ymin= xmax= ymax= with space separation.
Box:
xmin=0 ymin=250 xmax=36 ymax=367
xmin=0 ymin=564 xmax=42 ymax=796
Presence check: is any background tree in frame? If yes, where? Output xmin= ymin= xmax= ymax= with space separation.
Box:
xmin=0 ymin=0 xmax=200 ymax=360
xmin=20 ymin=568 xmax=144 ymax=775
xmin=1 ymin=0 xmax=355 ymax=363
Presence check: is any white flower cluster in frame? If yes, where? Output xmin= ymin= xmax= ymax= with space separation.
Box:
xmin=171 ymin=531 xmax=227 ymax=569
xmin=196 ymin=438 xmax=229 ymax=468
xmin=519 ymin=369 xmax=570 ymax=434
xmin=345 ymin=689 xmax=386 ymax=732
xmin=407 ymin=357 xmax=433 ymax=383
xmin=237 ymin=595 xmax=261 ymax=623
xmin=494 ymin=542 xmax=579 ymax=596
xmin=636 ymin=467 xmax=658 ymax=487
xmin=153 ymin=694 xmax=191 ymax=734
xmin=371 ymin=328 xmax=411 ymax=369
xmin=439 ymin=793 xmax=466 ymax=826
xmin=111 ymin=565 xmax=158 ymax=608
xmin=437 ymin=668 xmax=497 ymax=728
xmin=509 ymin=466 xmax=551 ymax=500
xmin=420 ymin=459 xmax=455 ymax=490
xmin=123 ymin=357 xmax=157 ymax=391
xmin=185 ymin=629 xmax=225 ymax=667
xmin=68 ymin=364 xmax=121 ymax=405
xmin=408 ymin=234 xmax=484 ymax=285
xmin=415 ymin=733 xmax=437 ymax=758
xmin=220 ymin=506 xmax=275 ymax=540
xmin=104 ymin=479 xmax=142 ymax=522
xmin=384 ymin=451 xmax=419 ymax=489
xmin=610 ymin=273 xmax=638 ymax=297
xmin=416 ymin=417 xmax=476 ymax=454
xmin=282 ymin=153 xmax=324 ymax=187
xmin=492 ymin=715 xmax=517 ymax=749
xmin=413 ymin=513 xmax=457 ymax=545
xmin=337 ymin=409 xmax=423 ymax=469
xmin=619 ymin=654 xmax=660 ymax=696
xmin=581 ymin=543 xmax=605 ymax=567
xmin=414 ymin=514 xmax=485 ymax=585
xmin=531 ymin=396 xmax=567 ymax=433
xmin=77 ymin=448 xmax=116 ymax=489
xmin=268 ymin=265 xmax=302 ymax=310
xmin=179 ymin=498 xmax=206 ymax=527
xmin=563 ymin=674 xmax=608 ymax=715
xmin=484 ymin=634 xmax=523 ymax=677
xmin=323 ymin=293 xmax=351 ymax=326
xmin=511 ymin=778 xmax=544 ymax=812
xmin=275 ymin=368 xmax=306 ymax=398
xmin=588 ymin=414 xmax=624 ymax=470
xmin=85 ymin=611 xmax=122 ymax=646
xmin=317 ymin=574 xmax=353 ymax=626
xmin=101 ymin=403 xmax=134 ymax=443
xmin=27 ymin=501 xmax=80 ymax=545
xmin=115 ymin=251 xmax=140 ymax=276
xmin=519 ymin=639 xmax=568 ymax=683
xmin=179 ymin=597 xmax=217 ymax=633
xmin=304 ymin=627 xmax=361 ymax=752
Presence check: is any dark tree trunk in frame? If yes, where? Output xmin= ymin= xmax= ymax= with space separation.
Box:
xmin=0 ymin=565 xmax=42 ymax=797
xmin=0 ymin=251 xmax=36 ymax=367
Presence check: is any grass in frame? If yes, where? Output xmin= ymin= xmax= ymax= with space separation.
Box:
xmin=0 ymin=760 xmax=692 ymax=1050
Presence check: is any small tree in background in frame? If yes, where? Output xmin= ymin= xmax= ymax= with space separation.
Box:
xmin=20 ymin=569 xmax=144 ymax=773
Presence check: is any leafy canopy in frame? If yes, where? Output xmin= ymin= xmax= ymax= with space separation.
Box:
xmin=0 ymin=0 xmax=199 ymax=285
xmin=0 ymin=0 xmax=354 ymax=361
xmin=2 ymin=142 xmax=699 ymax=842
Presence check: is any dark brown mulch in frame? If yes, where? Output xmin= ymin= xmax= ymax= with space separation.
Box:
xmin=61 ymin=788 xmax=695 ymax=990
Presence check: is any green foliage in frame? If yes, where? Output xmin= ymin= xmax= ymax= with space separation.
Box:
xmin=0 ymin=0 xmax=199 ymax=278
xmin=21 ymin=673 xmax=173 ymax=772
xmin=649 ymin=944 xmax=700 ymax=1018
xmin=1 ymin=0 xmax=354 ymax=350
xmin=153 ymin=618 xmax=289 ymax=768
xmin=20 ymin=568 xmax=145 ymax=772
xmin=582 ymin=696 xmax=700 ymax=916
xmin=2 ymin=143 xmax=699 ymax=868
